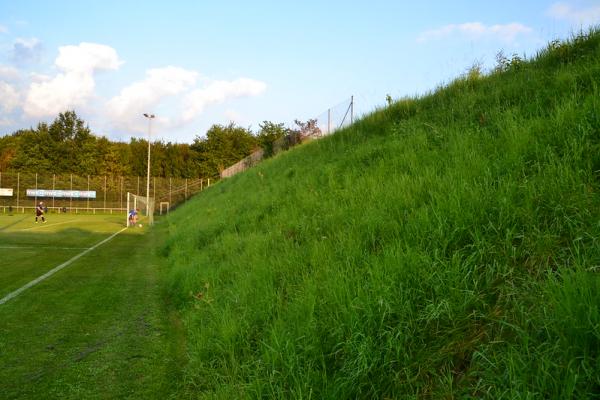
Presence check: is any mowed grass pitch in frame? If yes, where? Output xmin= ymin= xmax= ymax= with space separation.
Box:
xmin=0 ymin=214 xmax=126 ymax=299
xmin=0 ymin=213 xmax=182 ymax=399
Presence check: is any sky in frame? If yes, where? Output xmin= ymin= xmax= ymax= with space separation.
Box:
xmin=0 ymin=0 xmax=599 ymax=143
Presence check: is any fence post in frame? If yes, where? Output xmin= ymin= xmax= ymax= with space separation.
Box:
xmin=104 ymin=176 xmax=107 ymax=211
xmin=70 ymin=174 xmax=73 ymax=212
xmin=86 ymin=175 xmax=90 ymax=212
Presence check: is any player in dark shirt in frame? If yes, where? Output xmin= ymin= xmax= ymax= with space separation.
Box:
xmin=35 ymin=201 xmax=46 ymax=223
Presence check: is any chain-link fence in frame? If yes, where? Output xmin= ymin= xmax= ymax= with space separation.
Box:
xmin=273 ymin=96 xmax=355 ymax=152
xmin=0 ymin=171 xmax=213 ymax=214
xmin=222 ymin=96 xmax=354 ymax=178
xmin=313 ymin=96 xmax=354 ymax=137
xmin=220 ymin=149 xmax=265 ymax=179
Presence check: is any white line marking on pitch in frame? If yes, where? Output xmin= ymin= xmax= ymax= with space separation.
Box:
xmin=20 ymin=220 xmax=77 ymax=231
xmin=0 ymin=227 xmax=127 ymax=306
xmin=0 ymin=246 xmax=91 ymax=250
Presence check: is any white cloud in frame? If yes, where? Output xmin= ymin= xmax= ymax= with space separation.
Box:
xmin=0 ymin=25 xmax=8 ymax=34
xmin=23 ymin=42 xmax=122 ymax=117
xmin=29 ymin=72 xmax=51 ymax=83
xmin=24 ymin=72 xmax=95 ymax=117
xmin=547 ymin=2 xmax=600 ymax=26
xmin=417 ymin=22 xmax=533 ymax=43
xmin=106 ymin=66 xmax=199 ymax=129
xmin=12 ymin=37 xmax=43 ymax=65
xmin=55 ymin=42 xmax=123 ymax=73
xmin=0 ymin=65 xmax=20 ymax=80
xmin=2 ymin=39 xmax=265 ymax=140
xmin=182 ymin=78 xmax=266 ymax=122
xmin=0 ymin=82 xmax=20 ymax=112
xmin=106 ymin=71 xmax=266 ymax=135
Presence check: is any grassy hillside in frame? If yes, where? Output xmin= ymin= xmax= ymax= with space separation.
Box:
xmin=162 ymin=31 xmax=600 ymax=399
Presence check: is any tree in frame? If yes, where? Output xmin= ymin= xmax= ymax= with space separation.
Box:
xmin=9 ymin=129 xmax=54 ymax=172
xmin=257 ymin=121 xmax=289 ymax=157
xmin=293 ymin=119 xmax=321 ymax=139
xmin=0 ymin=110 xmax=235 ymax=179
xmin=0 ymin=135 xmax=18 ymax=171
xmin=280 ymin=119 xmax=322 ymax=149
xmin=96 ymin=137 xmax=125 ymax=177
xmin=163 ymin=142 xmax=199 ymax=178
xmin=45 ymin=111 xmax=98 ymax=174
xmin=192 ymin=123 xmax=258 ymax=177
xmin=128 ymin=138 xmax=150 ymax=177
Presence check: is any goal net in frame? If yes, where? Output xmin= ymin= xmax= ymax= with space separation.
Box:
xmin=126 ymin=192 xmax=154 ymax=227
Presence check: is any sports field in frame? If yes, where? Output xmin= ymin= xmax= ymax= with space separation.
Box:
xmin=0 ymin=214 xmax=126 ymax=300
xmin=0 ymin=212 xmax=180 ymax=399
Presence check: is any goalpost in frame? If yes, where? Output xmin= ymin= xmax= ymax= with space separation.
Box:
xmin=126 ymin=193 xmax=154 ymax=227
xmin=159 ymin=201 xmax=170 ymax=215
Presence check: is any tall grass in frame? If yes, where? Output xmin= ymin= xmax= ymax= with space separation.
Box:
xmin=162 ymin=30 xmax=600 ymax=398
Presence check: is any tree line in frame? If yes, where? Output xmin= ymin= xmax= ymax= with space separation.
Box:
xmin=0 ymin=111 xmax=296 ymax=179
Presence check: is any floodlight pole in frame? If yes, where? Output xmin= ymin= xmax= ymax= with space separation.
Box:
xmin=143 ymin=113 xmax=155 ymax=217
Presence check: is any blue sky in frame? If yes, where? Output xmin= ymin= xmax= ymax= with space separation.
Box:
xmin=0 ymin=0 xmax=599 ymax=143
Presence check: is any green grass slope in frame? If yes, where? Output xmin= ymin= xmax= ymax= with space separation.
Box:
xmin=162 ymin=31 xmax=600 ymax=399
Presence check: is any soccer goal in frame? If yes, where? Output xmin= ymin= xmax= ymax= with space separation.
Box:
xmin=159 ymin=201 xmax=170 ymax=215
xmin=126 ymin=193 xmax=154 ymax=227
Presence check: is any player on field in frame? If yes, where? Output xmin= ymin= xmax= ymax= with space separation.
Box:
xmin=128 ymin=208 xmax=139 ymax=226
xmin=35 ymin=201 xmax=46 ymax=223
